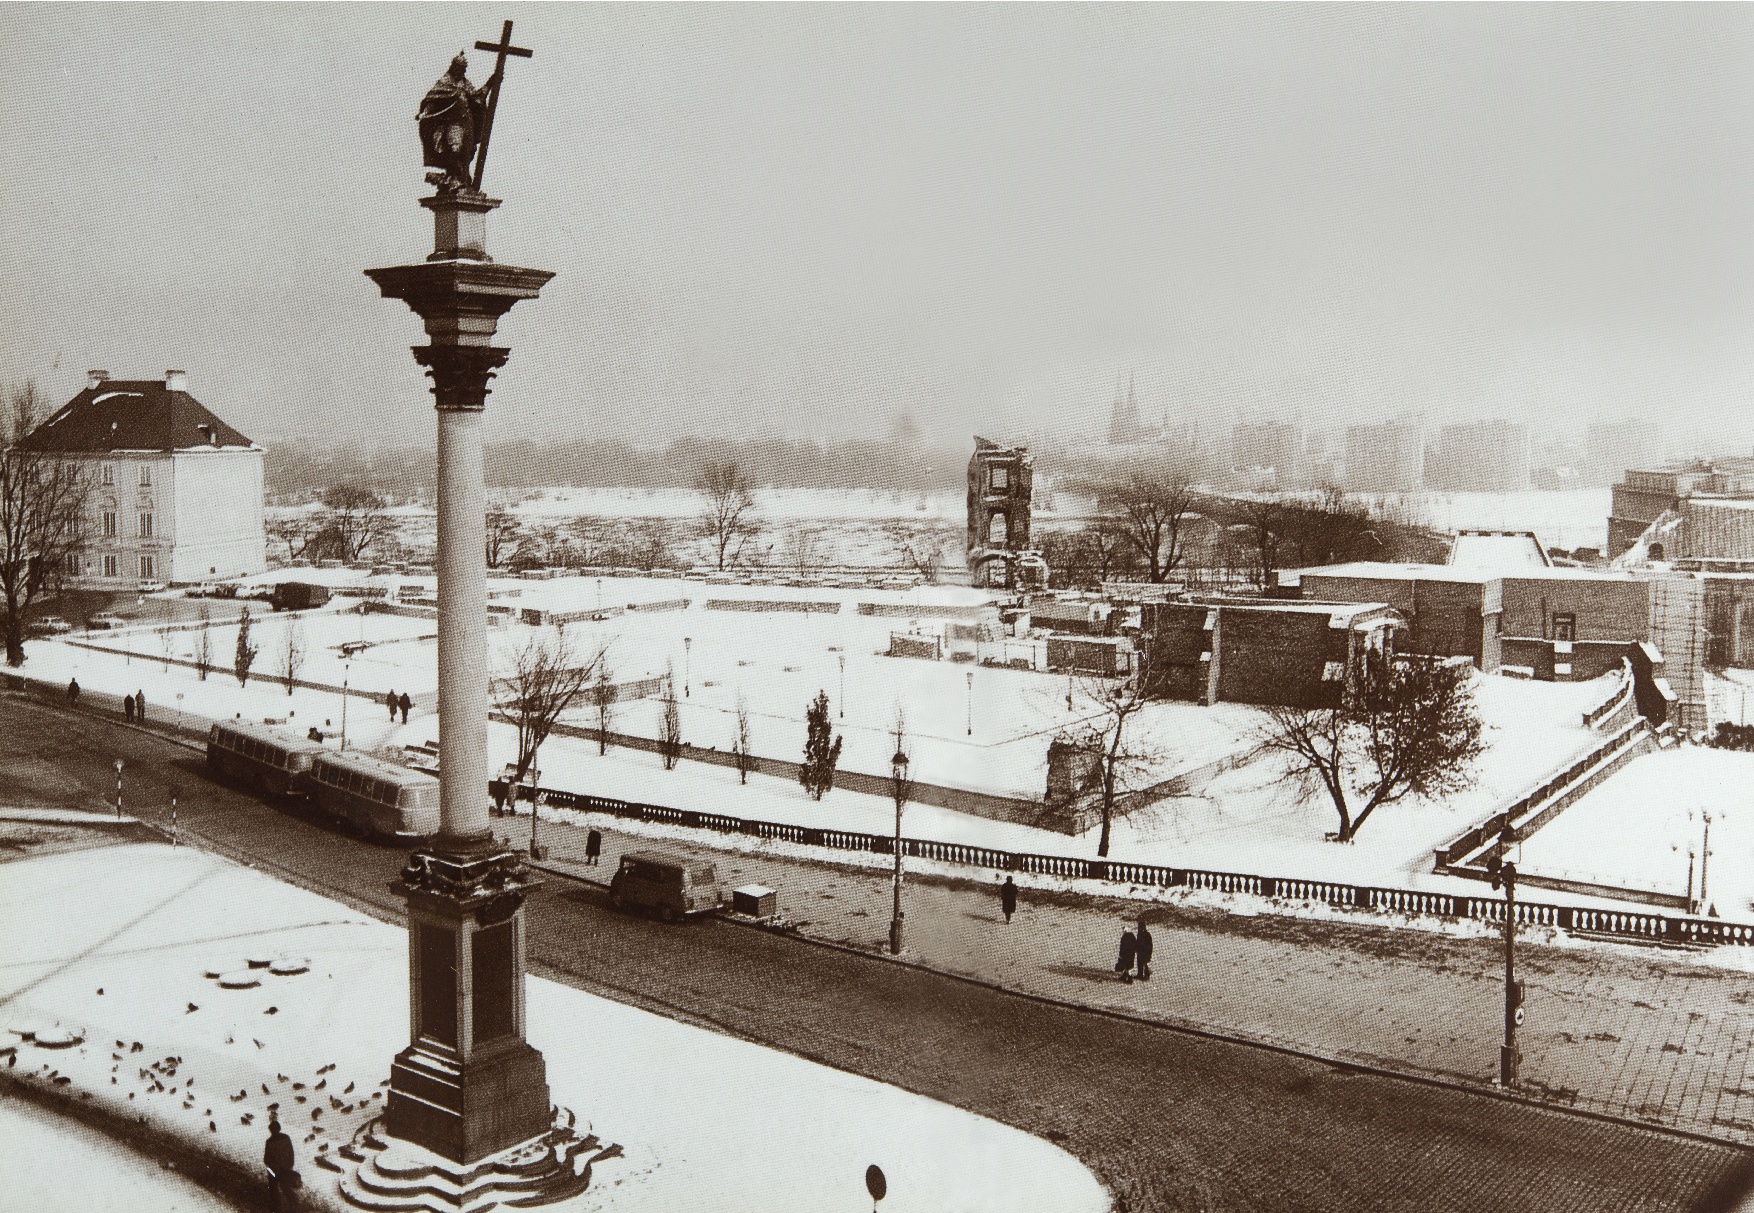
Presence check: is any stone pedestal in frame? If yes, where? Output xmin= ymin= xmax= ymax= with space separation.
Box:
xmin=385 ymin=850 xmax=551 ymax=1162
xmin=367 ymin=194 xmax=554 ymax=1166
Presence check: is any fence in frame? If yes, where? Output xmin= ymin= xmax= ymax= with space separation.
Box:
xmin=490 ymin=775 xmax=1754 ymax=948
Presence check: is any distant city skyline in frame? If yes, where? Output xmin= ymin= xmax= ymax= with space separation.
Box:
xmin=3 ymin=5 xmax=1750 ymax=453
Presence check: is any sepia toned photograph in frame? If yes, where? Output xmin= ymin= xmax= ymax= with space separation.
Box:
xmin=1 ymin=5 xmax=1752 ymax=1211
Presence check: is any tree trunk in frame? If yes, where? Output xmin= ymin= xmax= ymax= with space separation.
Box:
xmin=1097 ymin=764 xmax=1115 ymax=857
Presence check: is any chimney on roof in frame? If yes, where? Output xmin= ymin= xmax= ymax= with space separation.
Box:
xmin=198 ymin=424 xmax=216 ymax=446
xmin=164 ymin=370 xmax=188 ymax=392
xmin=86 ymin=370 xmax=109 ymax=390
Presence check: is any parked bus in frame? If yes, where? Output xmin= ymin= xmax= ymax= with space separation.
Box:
xmin=305 ymin=750 xmax=440 ymax=840
xmin=206 ymin=720 xmax=324 ymax=797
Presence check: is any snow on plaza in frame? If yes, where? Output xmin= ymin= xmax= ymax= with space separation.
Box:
xmin=0 ymin=844 xmax=1107 ymax=1213
xmin=21 ymin=557 xmax=1753 ymax=918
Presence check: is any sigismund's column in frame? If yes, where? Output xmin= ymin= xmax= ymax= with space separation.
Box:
xmin=365 ymin=180 xmax=555 ymax=1165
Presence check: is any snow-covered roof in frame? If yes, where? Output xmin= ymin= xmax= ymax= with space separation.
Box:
xmin=1447 ymin=531 xmax=1551 ymax=573
xmin=1297 ymin=562 xmax=1497 ymax=583
xmin=19 ymin=376 xmax=257 ymax=454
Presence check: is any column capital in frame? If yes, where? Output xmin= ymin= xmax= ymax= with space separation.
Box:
xmin=414 ymin=345 xmax=512 ymax=412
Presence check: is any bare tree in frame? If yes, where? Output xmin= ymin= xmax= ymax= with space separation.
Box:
xmin=695 ymin=460 xmax=759 ymax=570
xmin=1103 ymin=467 xmax=1199 ymax=584
xmin=156 ymin=612 xmax=178 ymax=672
xmin=193 ymin=608 xmax=214 ymax=681
xmin=1063 ymin=662 xmax=1166 ymax=857
xmin=493 ymin=626 xmax=610 ymax=785
xmin=319 ymin=484 xmax=388 ymax=563
xmin=885 ymin=523 xmax=946 ymax=584
xmin=1262 ymin=657 xmax=1484 ymax=842
xmin=267 ymin=514 xmax=320 ymax=563
xmin=485 ymin=505 xmax=521 ymax=569
xmin=1235 ymin=496 xmax=1287 ymax=588
xmin=785 ymin=524 xmax=820 ymax=579
xmin=234 ymin=606 xmax=260 ymax=686
xmin=657 ymin=661 xmax=683 ymax=770
xmin=733 ymin=692 xmax=754 ymax=784
xmin=276 ymin=618 xmax=305 ymax=695
xmin=1 ymin=380 xmax=91 ymax=667
xmin=590 ymin=658 xmax=615 ymax=756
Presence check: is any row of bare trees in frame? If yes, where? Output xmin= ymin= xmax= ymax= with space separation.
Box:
xmin=267 ymin=485 xmax=391 ymax=564
xmin=2 ymin=381 xmax=88 ymax=666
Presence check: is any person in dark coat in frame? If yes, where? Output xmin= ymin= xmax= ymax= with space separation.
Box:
xmin=398 ymin=691 xmax=412 ymax=724
xmin=1135 ymin=918 xmax=1154 ymax=982
xmin=1115 ymin=927 xmax=1137 ymax=984
xmin=1000 ymin=875 xmax=1017 ymax=924
xmin=586 ymin=828 xmax=602 ymax=866
xmin=134 ymin=688 xmax=146 ymax=721
xmin=68 ymin=677 xmax=80 ymax=704
xmin=123 ymin=694 xmax=135 ymax=723
xmin=386 ymin=688 xmax=399 ymax=721
xmin=264 ymin=1115 xmax=298 ymax=1211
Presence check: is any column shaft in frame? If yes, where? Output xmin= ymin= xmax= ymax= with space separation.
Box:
xmin=436 ymin=406 xmax=491 ymax=847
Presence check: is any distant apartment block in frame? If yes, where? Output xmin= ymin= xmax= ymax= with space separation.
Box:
xmin=1342 ymin=420 xmax=1423 ymax=493
xmin=1229 ymin=422 xmax=1301 ymax=484
xmin=1426 ymin=421 xmax=1530 ymax=492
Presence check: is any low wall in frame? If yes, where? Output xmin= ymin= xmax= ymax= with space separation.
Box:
xmin=705 ymin=599 xmax=842 ymax=614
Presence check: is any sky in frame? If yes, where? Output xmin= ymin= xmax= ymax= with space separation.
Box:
xmin=1 ymin=4 xmax=1750 ymax=453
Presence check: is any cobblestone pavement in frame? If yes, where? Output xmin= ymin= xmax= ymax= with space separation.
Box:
xmin=7 ymin=694 xmax=1753 ymax=1212
xmin=521 ymin=807 xmax=1754 ymax=1147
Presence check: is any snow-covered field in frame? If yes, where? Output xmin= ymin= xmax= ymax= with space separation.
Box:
xmin=1518 ymin=747 xmax=1754 ymax=916
xmin=0 ymin=844 xmax=1109 ymax=1213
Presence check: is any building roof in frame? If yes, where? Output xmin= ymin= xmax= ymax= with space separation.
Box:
xmin=1295 ymin=562 xmax=1499 ymax=584
xmin=1447 ymin=530 xmax=1551 ymax=573
xmin=17 ymin=377 xmax=257 ymax=454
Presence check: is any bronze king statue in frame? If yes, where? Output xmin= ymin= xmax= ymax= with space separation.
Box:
xmin=417 ymin=52 xmax=491 ymax=193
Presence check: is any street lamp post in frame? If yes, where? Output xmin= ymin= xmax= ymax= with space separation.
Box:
xmin=965 ymin=670 xmax=974 ymax=737
xmin=889 ymin=748 xmax=909 ymax=955
xmin=1701 ymin=810 xmax=1713 ymax=914
xmin=175 ymin=691 xmax=184 ymax=734
xmin=340 ymin=660 xmax=351 ymax=750
xmin=838 ymin=653 xmax=846 ymax=719
xmin=114 ymin=759 xmax=123 ymax=820
xmin=684 ymin=636 xmax=692 ymax=698
xmin=1488 ymin=814 xmax=1523 ymax=1087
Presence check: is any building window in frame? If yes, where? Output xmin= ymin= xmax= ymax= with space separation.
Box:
xmin=102 ymin=511 xmax=117 ymax=538
xmin=65 ymin=553 xmax=81 ymax=576
xmin=101 ymin=464 xmax=114 ymax=486
xmin=1322 ymin=660 xmax=1347 ymax=681
xmin=139 ymin=464 xmax=152 ymax=487
xmin=139 ymin=554 xmax=155 ymax=580
xmin=1553 ymin=613 xmax=1576 ymax=643
xmin=103 ymin=554 xmax=118 ymax=579
xmin=988 ymin=512 xmax=1008 ymax=545
xmin=138 ymin=512 xmax=153 ymax=539
xmin=990 ymin=466 xmax=1009 ymax=492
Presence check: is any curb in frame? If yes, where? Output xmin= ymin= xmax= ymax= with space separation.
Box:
xmin=531 ymin=856 xmax=1754 ymax=1157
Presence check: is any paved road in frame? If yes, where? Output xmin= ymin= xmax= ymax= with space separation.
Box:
xmin=5 ymin=693 xmax=1751 ymax=1213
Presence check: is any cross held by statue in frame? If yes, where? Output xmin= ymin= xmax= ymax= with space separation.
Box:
xmin=470 ymin=19 xmax=533 ymax=191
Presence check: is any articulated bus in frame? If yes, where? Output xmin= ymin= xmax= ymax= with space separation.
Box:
xmin=206 ymin=720 xmax=324 ymax=797
xmin=305 ymin=750 xmax=441 ymax=840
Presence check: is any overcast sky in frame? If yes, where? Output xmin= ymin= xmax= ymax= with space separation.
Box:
xmin=2 ymin=4 xmax=1750 ymax=452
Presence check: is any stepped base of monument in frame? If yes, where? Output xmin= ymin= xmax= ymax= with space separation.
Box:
xmin=338 ymin=1109 xmax=622 ymax=1212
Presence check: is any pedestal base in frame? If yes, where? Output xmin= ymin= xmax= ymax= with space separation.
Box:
xmin=386 ymin=1035 xmax=551 ymax=1164
xmin=339 ymin=1107 xmax=622 ymax=1212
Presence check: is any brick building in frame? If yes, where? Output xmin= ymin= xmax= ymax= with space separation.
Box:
xmin=1607 ymin=460 xmax=1754 ymax=559
xmin=966 ymin=437 xmax=1040 ymax=589
xmin=1141 ymin=597 xmax=1402 ymax=708
xmin=1294 ymin=564 xmax=1501 ymax=671
xmin=18 ymin=370 xmax=265 ymax=587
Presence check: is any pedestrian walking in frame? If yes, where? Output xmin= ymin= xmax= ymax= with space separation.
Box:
xmin=398 ymin=691 xmax=412 ymax=725
xmin=1000 ymin=875 xmax=1017 ymax=924
xmin=386 ymin=689 xmax=398 ymax=721
xmin=264 ymin=1115 xmax=300 ymax=1212
xmin=123 ymin=694 xmax=135 ymax=723
xmin=1135 ymin=918 xmax=1154 ymax=982
xmin=1115 ymin=927 xmax=1137 ymax=984
xmin=67 ymin=677 xmax=81 ymax=705
xmin=586 ymin=829 xmax=602 ymax=866
xmin=135 ymin=688 xmax=146 ymax=721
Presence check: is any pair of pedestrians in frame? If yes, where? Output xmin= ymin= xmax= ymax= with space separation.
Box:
xmin=123 ymin=689 xmax=146 ymax=723
xmin=1115 ymin=919 xmax=1154 ymax=984
xmin=384 ymin=689 xmax=411 ymax=724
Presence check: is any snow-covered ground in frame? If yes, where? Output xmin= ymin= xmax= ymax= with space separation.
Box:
xmin=18 ymin=588 xmax=1632 ymax=904
xmin=0 ymin=844 xmax=1109 ymax=1213
xmin=1518 ymin=747 xmax=1754 ymax=916
xmin=0 ymin=1094 xmax=235 ymax=1213
xmin=1351 ymin=489 xmax=1611 ymax=552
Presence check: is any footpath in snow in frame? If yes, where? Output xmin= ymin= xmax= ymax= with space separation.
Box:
xmin=0 ymin=842 xmax=1108 ymax=1213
